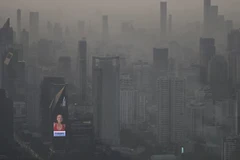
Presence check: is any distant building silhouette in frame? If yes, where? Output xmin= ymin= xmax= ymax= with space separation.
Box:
xmin=17 ymin=9 xmax=21 ymax=43
xmin=203 ymin=0 xmax=211 ymax=36
xmin=78 ymin=38 xmax=87 ymax=104
xmin=0 ymin=18 xmax=13 ymax=45
xmin=160 ymin=1 xmax=167 ymax=37
xmin=29 ymin=12 xmax=39 ymax=44
xmin=102 ymin=15 xmax=109 ymax=43
xmin=37 ymin=39 xmax=54 ymax=66
xmin=153 ymin=48 xmax=169 ymax=76
xmin=199 ymin=38 xmax=215 ymax=84
xmin=208 ymin=55 xmax=229 ymax=100
xmin=228 ymin=29 xmax=240 ymax=90
xmin=20 ymin=29 xmax=29 ymax=60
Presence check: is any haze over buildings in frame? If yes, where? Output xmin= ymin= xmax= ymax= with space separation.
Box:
xmin=1 ymin=0 xmax=240 ymax=160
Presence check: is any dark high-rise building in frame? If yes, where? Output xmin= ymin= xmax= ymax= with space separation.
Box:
xmin=29 ymin=12 xmax=39 ymax=44
xmin=199 ymin=38 xmax=215 ymax=84
xmin=209 ymin=5 xmax=218 ymax=37
xmin=0 ymin=18 xmax=14 ymax=45
xmin=40 ymin=77 xmax=66 ymax=140
xmin=0 ymin=19 xmax=14 ymax=88
xmin=203 ymin=0 xmax=211 ymax=36
xmin=20 ymin=29 xmax=29 ymax=60
xmin=225 ymin=20 xmax=234 ymax=45
xmin=160 ymin=2 xmax=167 ymax=36
xmin=236 ymin=91 xmax=240 ymax=135
xmin=69 ymin=114 xmax=94 ymax=154
xmin=0 ymin=89 xmax=13 ymax=153
xmin=217 ymin=15 xmax=225 ymax=45
xmin=152 ymin=48 xmax=168 ymax=104
xmin=78 ymin=20 xmax=85 ymax=38
xmin=57 ymin=56 xmax=72 ymax=84
xmin=228 ymin=29 xmax=240 ymax=91
xmin=92 ymin=56 xmax=120 ymax=145
xmin=15 ymin=61 xmax=26 ymax=101
xmin=78 ymin=38 xmax=87 ymax=104
xmin=208 ymin=55 xmax=229 ymax=101
xmin=228 ymin=29 xmax=240 ymax=52
xmin=17 ymin=9 xmax=21 ymax=42
xmin=2 ymin=46 xmax=20 ymax=100
xmin=102 ymin=15 xmax=109 ymax=43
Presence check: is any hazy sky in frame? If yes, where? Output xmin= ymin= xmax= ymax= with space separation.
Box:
xmin=1 ymin=0 xmax=240 ymax=31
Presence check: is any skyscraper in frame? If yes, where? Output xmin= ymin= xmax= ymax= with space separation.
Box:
xmin=0 ymin=18 xmax=14 ymax=45
xmin=208 ymin=55 xmax=229 ymax=101
xmin=0 ymin=19 xmax=14 ymax=88
xmin=209 ymin=5 xmax=218 ymax=38
xmin=225 ymin=20 xmax=233 ymax=34
xmin=153 ymin=48 xmax=169 ymax=76
xmin=222 ymin=136 xmax=240 ymax=160
xmin=187 ymin=102 xmax=204 ymax=138
xmin=132 ymin=60 xmax=151 ymax=91
xmin=78 ymin=38 xmax=87 ymax=104
xmin=29 ymin=12 xmax=39 ymax=44
xmin=160 ymin=2 xmax=167 ymax=36
xmin=17 ymin=9 xmax=21 ymax=42
xmin=0 ymin=89 xmax=13 ymax=152
xmin=227 ymin=29 xmax=240 ymax=89
xmin=120 ymin=74 xmax=137 ymax=129
xmin=102 ymin=15 xmax=109 ymax=43
xmin=20 ymin=29 xmax=29 ymax=60
xmin=157 ymin=77 xmax=185 ymax=147
xmin=203 ymin=0 xmax=211 ymax=36
xmin=228 ymin=29 xmax=240 ymax=52
xmin=40 ymin=77 xmax=66 ymax=140
xmin=199 ymin=38 xmax=215 ymax=84
xmin=92 ymin=56 xmax=120 ymax=145
xmin=236 ymin=90 xmax=240 ymax=135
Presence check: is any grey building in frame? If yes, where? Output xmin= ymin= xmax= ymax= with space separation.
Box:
xmin=29 ymin=12 xmax=39 ymax=44
xmin=92 ymin=56 xmax=120 ymax=145
xmin=78 ymin=38 xmax=87 ymax=104
xmin=160 ymin=1 xmax=167 ymax=36
xmin=17 ymin=9 xmax=21 ymax=42
xmin=199 ymin=38 xmax=215 ymax=84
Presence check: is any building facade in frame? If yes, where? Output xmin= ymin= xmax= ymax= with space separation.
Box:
xmin=92 ymin=56 xmax=120 ymax=145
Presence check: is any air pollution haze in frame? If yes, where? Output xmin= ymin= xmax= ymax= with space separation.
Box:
xmin=1 ymin=0 xmax=240 ymax=160
xmin=1 ymin=0 xmax=240 ymax=30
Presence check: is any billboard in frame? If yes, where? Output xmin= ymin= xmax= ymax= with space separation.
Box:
xmin=53 ymin=114 xmax=66 ymax=137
